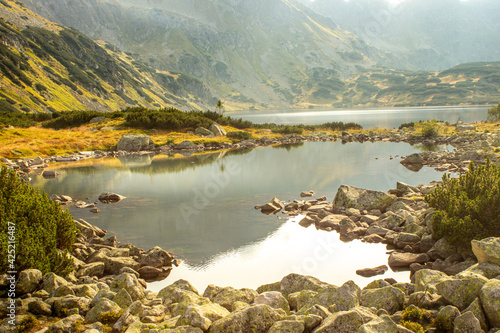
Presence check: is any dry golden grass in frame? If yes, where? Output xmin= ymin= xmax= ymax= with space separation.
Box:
xmin=2 ymin=120 xmax=499 ymax=159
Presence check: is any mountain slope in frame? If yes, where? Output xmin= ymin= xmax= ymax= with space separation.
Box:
xmin=298 ymin=0 xmax=500 ymax=71
xmin=0 ymin=0 xmax=213 ymax=113
xmin=19 ymin=0 xmax=394 ymax=108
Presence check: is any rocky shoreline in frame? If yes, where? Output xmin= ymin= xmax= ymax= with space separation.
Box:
xmin=1 ymin=212 xmax=500 ymax=332
xmin=2 ymin=122 xmax=499 ymax=180
xmin=2 ymin=122 xmax=500 ymax=332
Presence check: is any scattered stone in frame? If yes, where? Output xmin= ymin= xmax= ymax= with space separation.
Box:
xmin=472 ymin=237 xmax=500 ymax=266
xmin=356 ymin=265 xmax=389 ymax=278
xmin=388 ymin=252 xmax=430 ymax=268
xmin=259 ymin=197 xmax=284 ymax=213
xmin=300 ymin=190 xmax=315 ymax=197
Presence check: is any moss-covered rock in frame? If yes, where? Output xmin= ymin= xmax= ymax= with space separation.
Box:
xmin=52 ymin=295 xmax=92 ymax=317
xmin=42 ymin=272 xmax=69 ymax=295
xmin=358 ymin=315 xmax=400 ymax=333
xmin=85 ymin=299 xmax=122 ymax=323
xmin=256 ymin=281 xmax=281 ymax=294
xmin=47 ymin=314 xmax=84 ymax=333
xmin=472 ymin=237 xmax=500 ymax=266
xmin=360 ymin=286 xmax=405 ymax=314
xmin=479 ymin=279 xmax=500 ymax=327
xmin=267 ymin=319 xmax=305 ymax=333
xmin=16 ymin=269 xmax=43 ymax=294
xmin=210 ymin=286 xmax=258 ymax=311
xmin=208 ymin=304 xmax=284 ymax=333
xmin=175 ymin=302 xmax=230 ymax=331
xmin=295 ymin=280 xmax=360 ymax=313
xmin=464 ymin=298 xmax=488 ymax=332
xmin=109 ymin=273 xmax=145 ymax=302
xmin=113 ymin=288 xmax=133 ymax=309
xmin=313 ymin=310 xmax=364 ymax=333
xmin=435 ymin=272 xmax=488 ymax=310
xmin=414 ymin=269 xmax=449 ymax=293
xmin=435 ymin=305 xmax=460 ymax=332
xmin=333 ymin=185 xmax=397 ymax=212
xmin=254 ymin=291 xmax=290 ymax=314
xmin=464 ymin=262 xmax=500 ymax=279
xmin=279 ymin=273 xmax=331 ymax=295
xmin=453 ymin=311 xmax=483 ymax=333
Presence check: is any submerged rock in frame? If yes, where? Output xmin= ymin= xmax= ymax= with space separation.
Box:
xmin=98 ymin=192 xmax=125 ymax=203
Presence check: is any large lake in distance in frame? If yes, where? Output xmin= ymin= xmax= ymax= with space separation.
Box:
xmin=31 ymin=106 xmax=488 ymax=292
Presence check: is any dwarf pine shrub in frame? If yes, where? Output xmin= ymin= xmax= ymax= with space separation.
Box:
xmin=0 ymin=167 xmax=76 ymax=275
xmin=426 ymin=160 xmax=500 ymax=248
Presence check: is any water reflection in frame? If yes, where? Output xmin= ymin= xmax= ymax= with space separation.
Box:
xmin=32 ymin=142 xmax=448 ymax=290
xmin=148 ymin=217 xmax=410 ymax=292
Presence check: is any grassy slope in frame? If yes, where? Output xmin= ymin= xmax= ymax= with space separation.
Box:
xmin=0 ymin=0 xmax=211 ymax=113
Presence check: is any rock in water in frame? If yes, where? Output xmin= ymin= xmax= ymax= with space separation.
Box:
xmin=259 ymin=197 xmax=284 ymax=213
xmin=98 ymin=192 xmax=125 ymax=203
xmin=356 ymin=265 xmax=388 ymax=278
xmin=117 ymin=134 xmax=155 ymax=151
xmin=333 ymin=185 xmax=397 ymax=212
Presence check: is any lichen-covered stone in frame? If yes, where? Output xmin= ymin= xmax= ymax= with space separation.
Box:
xmin=414 ymin=269 xmax=450 ymax=293
xmin=333 ymin=185 xmax=397 ymax=212
xmin=256 ymin=281 xmax=281 ymax=294
xmin=388 ymin=252 xmax=430 ymax=268
xmin=436 ymin=272 xmax=488 ymax=310
xmin=208 ymin=304 xmax=283 ymax=333
xmin=296 ymin=280 xmax=360 ymax=313
xmin=267 ymin=319 xmax=305 ymax=333
xmin=464 ymin=298 xmax=488 ymax=332
xmin=53 ymin=295 xmax=92 ymax=317
xmin=435 ymin=305 xmax=460 ymax=332
xmin=479 ymin=279 xmax=500 ymax=327
xmin=175 ymin=302 xmax=230 ymax=331
xmin=85 ymin=299 xmax=122 ymax=323
xmin=109 ymin=273 xmax=145 ymax=301
xmin=313 ymin=310 xmax=364 ymax=333
xmin=254 ymin=291 xmax=290 ymax=314
xmin=113 ymin=288 xmax=133 ymax=309
xmin=42 ymin=272 xmax=68 ymax=295
xmin=472 ymin=237 xmax=500 ymax=266
xmin=432 ymin=238 xmax=458 ymax=259
xmin=360 ymin=286 xmax=405 ymax=314
xmin=117 ymin=134 xmax=155 ymax=151
xmin=358 ymin=315 xmax=399 ymax=333
xmin=16 ymin=269 xmax=42 ymax=294
xmin=453 ymin=311 xmax=483 ymax=333
xmin=28 ymin=300 xmax=52 ymax=316
xmin=280 ymin=273 xmax=331 ymax=295
xmin=465 ymin=262 xmax=500 ymax=279
xmin=76 ymin=262 xmax=105 ymax=278
xmin=210 ymin=286 xmax=258 ymax=311
xmin=104 ymin=257 xmax=140 ymax=275
xmin=47 ymin=314 xmax=84 ymax=333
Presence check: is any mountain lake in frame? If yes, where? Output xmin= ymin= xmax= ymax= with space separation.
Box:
xmin=30 ymin=106 xmax=488 ymax=292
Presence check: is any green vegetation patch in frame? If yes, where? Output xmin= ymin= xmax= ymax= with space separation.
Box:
xmin=0 ymin=167 xmax=76 ymax=275
xmin=426 ymin=160 xmax=500 ymax=248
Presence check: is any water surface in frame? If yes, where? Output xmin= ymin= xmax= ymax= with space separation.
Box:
xmin=32 ymin=142 xmax=448 ymax=291
xmin=234 ymin=105 xmax=488 ymax=129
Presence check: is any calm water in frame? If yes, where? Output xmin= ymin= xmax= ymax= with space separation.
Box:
xmin=234 ymin=105 xmax=489 ymax=128
xmin=32 ymin=141 xmax=449 ymax=291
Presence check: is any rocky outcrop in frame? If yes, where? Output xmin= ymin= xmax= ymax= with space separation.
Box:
xmin=209 ymin=123 xmax=226 ymax=137
xmin=333 ymin=185 xmax=397 ymax=212
xmin=117 ymin=134 xmax=155 ymax=152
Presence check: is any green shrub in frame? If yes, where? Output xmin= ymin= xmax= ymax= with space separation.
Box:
xmin=226 ymin=131 xmax=253 ymax=141
xmin=0 ymin=167 xmax=76 ymax=275
xmin=0 ymin=111 xmax=32 ymax=127
xmin=419 ymin=121 xmax=439 ymax=138
xmin=399 ymin=122 xmax=415 ymax=129
xmin=17 ymin=314 xmax=38 ymax=332
xmin=402 ymin=307 xmax=423 ymax=322
xmin=487 ymin=103 xmax=500 ymax=122
xmin=426 ymin=160 xmax=500 ymax=248
xmin=42 ymin=110 xmax=109 ymax=129
xmin=34 ymin=82 xmax=48 ymax=92
xmin=401 ymin=321 xmax=424 ymax=333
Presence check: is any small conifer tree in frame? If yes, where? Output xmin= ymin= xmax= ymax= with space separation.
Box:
xmin=426 ymin=160 xmax=500 ymax=248
xmin=0 ymin=167 xmax=76 ymax=275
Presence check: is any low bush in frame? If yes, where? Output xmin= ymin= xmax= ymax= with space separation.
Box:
xmin=0 ymin=111 xmax=32 ymax=127
xmin=487 ymin=102 xmax=500 ymax=122
xmin=419 ymin=121 xmax=440 ymax=138
xmin=226 ymin=131 xmax=253 ymax=141
xmin=0 ymin=167 xmax=76 ymax=275
xmin=42 ymin=110 xmax=109 ymax=129
xmin=426 ymin=160 xmax=500 ymax=248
